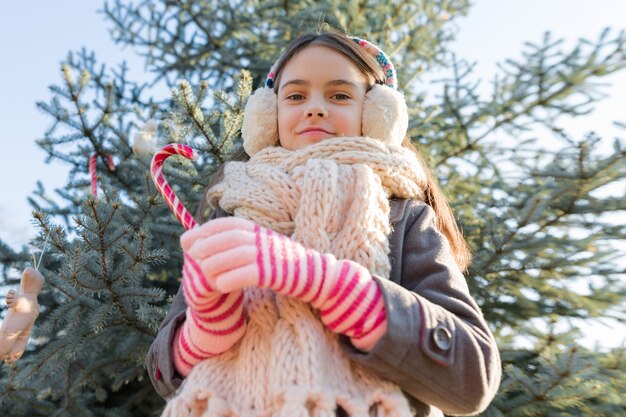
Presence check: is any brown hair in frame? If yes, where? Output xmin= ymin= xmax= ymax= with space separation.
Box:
xmin=199 ymin=31 xmax=472 ymax=272
xmin=399 ymin=137 xmax=472 ymax=272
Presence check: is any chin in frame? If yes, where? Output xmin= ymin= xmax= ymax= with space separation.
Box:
xmin=281 ymin=135 xmax=338 ymax=150
xmin=309 ymin=136 xmax=334 ymax=146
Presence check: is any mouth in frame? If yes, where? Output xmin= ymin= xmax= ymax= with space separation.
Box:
xmin=297 ymin=127 xmax=333 ymax=135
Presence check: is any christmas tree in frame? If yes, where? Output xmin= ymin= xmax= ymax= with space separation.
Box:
xmin=1 ymin=1 xmax=624 ymax=416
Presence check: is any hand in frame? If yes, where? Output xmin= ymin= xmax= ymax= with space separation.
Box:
xmin=180 ymin=222 xmax=233 ymax=309
xmin=186 ymin=217 xmax=387 ymax=350
xmin=180 ymin=221 xmax=247 ymax=313
xmin=185 ymin=217 xmax=332 ymax=297
xmin=172 ymin=230 xmax=246 ymax=376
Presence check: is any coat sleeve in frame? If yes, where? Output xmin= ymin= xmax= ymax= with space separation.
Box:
xmin=145 ymin=207 xmax=228 ymax=399
xmin=146 ymin=284 xmax=187 ymax=399
xmin=341 ymin=200 xmax=501 ymax=416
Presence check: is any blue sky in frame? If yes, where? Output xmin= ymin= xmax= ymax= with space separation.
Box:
xmin=0 ymin=1 xmax=144 ymax=247
xmin=0 ymin=1 xmax=624 ymax=347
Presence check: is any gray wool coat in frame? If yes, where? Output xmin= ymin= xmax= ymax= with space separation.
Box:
xmin=146 ymin=198 xmax=502 ymax=417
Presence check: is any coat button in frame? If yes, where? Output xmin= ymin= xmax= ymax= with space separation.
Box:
xmin=433 ymin=324 xmax=452 ymax=351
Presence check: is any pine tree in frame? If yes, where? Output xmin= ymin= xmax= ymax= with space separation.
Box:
xmin=1 ymin=1 xmax=624 ymax=416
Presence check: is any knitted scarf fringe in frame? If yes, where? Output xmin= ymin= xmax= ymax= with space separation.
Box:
xmin=161 ymin=386 xmax=413 ymax=417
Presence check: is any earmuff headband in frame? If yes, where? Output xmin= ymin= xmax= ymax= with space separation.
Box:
xmin=264 ymin=36 xmax=398 ymax=90
xmin=242 ymin=34 xmax=408 ymax=156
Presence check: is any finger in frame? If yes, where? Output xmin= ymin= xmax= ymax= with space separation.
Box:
xmin=181 ymin=217 xmax=256 ymax=251
xmin=188 ymin=229 xmax=256 ymax=260
xmin=182 ymin=253 xmax=217 ymax=299
xmin=6 ymin=293 xmax=16 ymax=307
xmin=214 ymin=264 xmax=260 ymax=293
xmin=199 ymin=245 xmax=257 ymax=281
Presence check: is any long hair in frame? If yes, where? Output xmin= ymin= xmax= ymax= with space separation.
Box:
xmin=198 ymin=31 xmax=472 ymax=272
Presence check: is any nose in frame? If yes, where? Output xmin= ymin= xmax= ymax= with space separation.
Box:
xmin=304 ymin=98 xmax=328 ymax=118
xmin=307 ymin=110 xmax=326 ymax=118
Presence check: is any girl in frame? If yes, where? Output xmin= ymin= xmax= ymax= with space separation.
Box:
xmin=147 ymin=32 xmax=501 ymax=417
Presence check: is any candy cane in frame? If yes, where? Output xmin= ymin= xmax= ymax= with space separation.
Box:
xmin=150 ymin=144 xmax=198 ymax=230
xmin=107 ymin=154 xmax=116 ymax=171
xmin=89 ymin=153 xmax=116 ymax=197
xmin=89 ymin=153 xmax=98 ymax=197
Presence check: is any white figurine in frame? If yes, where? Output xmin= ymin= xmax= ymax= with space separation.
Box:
xmin=0 ymin=267 xmax=45 ymax=365
xmin=132 ymin=119 xmax=159 ymax=157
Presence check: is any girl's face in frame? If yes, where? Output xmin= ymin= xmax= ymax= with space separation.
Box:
xmin=276 ymin=45 xmax=369 ymax=150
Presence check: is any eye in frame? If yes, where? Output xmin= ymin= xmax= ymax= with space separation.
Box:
xmin=331 ymin=93 xmax=351 ymax=100
xmin=286 ymin=93 xmax=305 ymax=101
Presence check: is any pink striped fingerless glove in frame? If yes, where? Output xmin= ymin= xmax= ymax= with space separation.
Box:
xmin=172 ymin=253 xmax=246 ymax=376
xmin=313 ymin=258 xmax=388 ymax=351
xmin=188 ymin=218 xmax=387 ymax=351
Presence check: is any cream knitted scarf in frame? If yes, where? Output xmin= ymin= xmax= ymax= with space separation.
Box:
xmin=162 ymin=137 xmax=427 ymax=417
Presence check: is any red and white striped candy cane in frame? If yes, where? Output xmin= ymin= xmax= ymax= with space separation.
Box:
xmin=89 ymin=153 xmax=98 ymax=197
xmin=89 ymin=153 xmax=116 ymax=197
xmin=107 ymin=154 xmax=115 ymax=171
xmin=150 ymin=144 xmax=198 ymax=230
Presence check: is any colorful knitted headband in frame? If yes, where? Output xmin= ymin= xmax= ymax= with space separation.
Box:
xmin=264 ymin=36 xmax=398 ymax=90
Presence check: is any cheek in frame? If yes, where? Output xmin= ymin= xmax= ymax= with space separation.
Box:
xmin=277 ymin=106 xmax=295 ymax=132
xmin=341 ymin=108 xmax=363 ymax=135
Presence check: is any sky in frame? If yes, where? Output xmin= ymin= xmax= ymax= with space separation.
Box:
xmin=0 ymin=1 xmax=624 ymax=348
